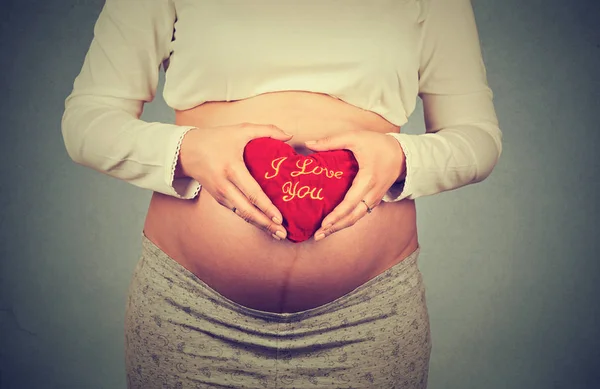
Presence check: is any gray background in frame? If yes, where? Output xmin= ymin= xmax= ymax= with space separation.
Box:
xmin=1 ymin=0 xmax=599 ymax=388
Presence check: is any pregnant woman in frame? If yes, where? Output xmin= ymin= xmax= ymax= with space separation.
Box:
xmin=61 ymin=0 xmax=502 ymax=388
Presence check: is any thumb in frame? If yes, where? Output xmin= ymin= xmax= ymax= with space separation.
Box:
xmin=263 ymin=124 xmax=294 ymax=141
xmin=304 ymin=134 xmax=351 ymax=151
xmin=246 ymin=124 xmax=293 ymax=142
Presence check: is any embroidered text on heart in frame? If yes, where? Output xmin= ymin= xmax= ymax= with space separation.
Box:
xmin=265 ymin=157 xmax=345 ymax=202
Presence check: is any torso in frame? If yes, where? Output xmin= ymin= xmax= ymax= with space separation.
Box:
xmin=143 ymin=91 xmax=418 ymax=313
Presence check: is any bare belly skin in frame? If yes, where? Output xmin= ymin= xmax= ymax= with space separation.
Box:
xmin=143 ymin=91 xmax=419 ymax=313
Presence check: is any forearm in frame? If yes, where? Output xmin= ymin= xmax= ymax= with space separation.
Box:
xmin=61 ymin=95 xmax=201 ymax=198
xmin=384 ymin=120 xmax=501 ymax=202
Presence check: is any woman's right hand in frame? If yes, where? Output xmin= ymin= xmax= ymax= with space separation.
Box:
xmin=177 ymin=123 xmax=292 ymax=241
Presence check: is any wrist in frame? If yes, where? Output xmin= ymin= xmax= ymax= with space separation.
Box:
xmin=385 ymin=133 xmax=407 ymax=183
xmin=397 ymin=162 xmax=407 ymax=183
xmin=176 ymin=127 xmax=201 ymax=179
xmin=174 ymin=161 xmax=186 ymax=178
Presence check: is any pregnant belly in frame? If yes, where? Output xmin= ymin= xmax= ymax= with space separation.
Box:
xmin=144 ymin=191 xmax=417 ymax=313
xmin=143 ymin=91 xmax=419 ymax=313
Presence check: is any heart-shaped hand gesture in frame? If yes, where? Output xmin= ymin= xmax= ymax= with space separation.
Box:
xmin=243 ymin=130 xmax=406 ymax=242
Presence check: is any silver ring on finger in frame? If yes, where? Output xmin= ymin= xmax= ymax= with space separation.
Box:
xmin=361 ymin=199 xmax=373 ymax=214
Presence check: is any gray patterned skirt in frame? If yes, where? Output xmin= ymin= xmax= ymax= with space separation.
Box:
xmin=124 ymin=232 xmax=431 ymax=389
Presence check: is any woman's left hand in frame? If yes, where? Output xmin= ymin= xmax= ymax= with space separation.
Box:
xmin=304 ymin=130 xmax=406 ymax=241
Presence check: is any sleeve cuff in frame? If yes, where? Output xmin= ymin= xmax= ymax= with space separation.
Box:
xmin=383 ymin=132 xmax=414 ymax=202
xmin=165 ymin=126 xmax=202 ymax=199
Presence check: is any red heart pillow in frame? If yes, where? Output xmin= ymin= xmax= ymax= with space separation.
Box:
xmin=243 ymin=137 xmax=358 ymax=243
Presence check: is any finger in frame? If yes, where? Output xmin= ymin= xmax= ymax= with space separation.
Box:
xmin=304 ymin=131 xmax=356 ymax=152
xmin=218 ymin=181 xmax=287 ymax=240
xmin=320 ymin=170 xmax=373 ymax=228
xmin=240 ymin=123 xmax=293 ymax=142
xmin=231 ymin=198 xmax=288 ymax=241
xmin=314 ymin=202 xmax=369 ymax=241
xmin=228 ymin=165 xmax=285 ymax=225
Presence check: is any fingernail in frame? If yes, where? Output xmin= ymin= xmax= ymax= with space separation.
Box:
xmin=271 ymin=233 xmax=281 ymax=241
xmin=272 ymin=216 xmax=282 ymax=225
xmin=314 ymin=232 xmax=325 ymax=241
xmin=276 ymin=230 xmax=286 ymax=240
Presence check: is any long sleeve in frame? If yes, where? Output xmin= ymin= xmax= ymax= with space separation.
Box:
xmin=61 ymin=0 xmax=201 ymax=199
xmin=383 ymin=0 xmax=502 ymax=202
